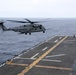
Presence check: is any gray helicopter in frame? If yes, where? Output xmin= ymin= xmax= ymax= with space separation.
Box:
xmin=0 ymin=19 xmax=46 ymax=35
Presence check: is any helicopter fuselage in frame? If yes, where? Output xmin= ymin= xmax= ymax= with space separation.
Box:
xmin=8 ymin=24 xmax=46 ymax=35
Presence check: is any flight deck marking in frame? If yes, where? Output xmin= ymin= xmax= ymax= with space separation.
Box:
xmin=41 ymin=59 xmax=61 ymax=62
xmin=45 ymin=54 xmax=65 ymax=58
xmin=6 ymin=58 xmax=13 ymax=64
xmin=15 ymin=57 xmax=36 ymax=60
xmin=15 ymin=57 xmax=61 ymax=62
xmin=35 ymin=65 xmax=72 ymax=71
xmin=7 ymin=62 xmax=72 ymax=71
xmin=54 ymin=39 xmax=58 ymax=43
xmin=18 ymin=36 xmax=67 ymax=75
xmin=31 ymin=53 xmax=39 ymax=59
xmin=42 ymin=47 xmax=48 ymax=51
xmin=59 ymin=37 xmax=62 ymax=39
xmin=7 ymin=62 xmax=28 ymax=66
xmin=0 ymin=63 xmax=5 ymax=67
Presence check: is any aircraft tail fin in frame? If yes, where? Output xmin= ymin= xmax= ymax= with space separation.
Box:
xmin=0 ymin=23 xmax=7 ymax=31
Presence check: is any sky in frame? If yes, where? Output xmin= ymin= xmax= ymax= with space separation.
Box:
xmin=0 ymin=0 xmax=76 ymax=18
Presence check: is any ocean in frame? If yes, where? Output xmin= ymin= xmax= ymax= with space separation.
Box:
xmin=0 ymin=18 xmax=76 ymax=65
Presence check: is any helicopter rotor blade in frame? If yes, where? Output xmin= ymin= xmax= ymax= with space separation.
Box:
xmin=24 ymin=18 xmax=49 ymax=24
xmin=7 ymin=18 xmax=50 ymax=24
xmin=25 ymin=19 xmax=36 ymax=24
xmin=25 ymin=19 xmax=32 ymax=23
xmin=7 ymin=20 xmax=29 ymax=23
xmin=25 ymin=19 xmax=39 ymax=23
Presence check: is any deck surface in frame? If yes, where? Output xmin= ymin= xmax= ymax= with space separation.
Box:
xmin=0 ymin=36 xmax=76 ymax=75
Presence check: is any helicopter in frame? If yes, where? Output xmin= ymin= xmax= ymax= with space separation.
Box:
xmin=0 ymin=19 xmax=46 ymax=35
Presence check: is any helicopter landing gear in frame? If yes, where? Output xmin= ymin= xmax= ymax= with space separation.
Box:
xmin=25 ymin=33 xmax=27 ymax=35
xmin=43 ymin=30 xmax=45 ymax=33
xmin=29 ymin=32 xmax=31 ymax=35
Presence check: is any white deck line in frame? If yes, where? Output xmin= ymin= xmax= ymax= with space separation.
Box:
xmin=46 ymin=54 xmax=65 ymax=58
xmin=15 ymin=57 xmax=36 ymax=60
xmin=54 ymin=39 xmax=58 ymax=43
xmin=31 ymin=53 xmax=39 ymax=59
xmin=59 ymin=37 xmax=62 ymax=39
xmin=42 ymin=59 xmax=61 ymax=62
xmin=0 ymin=63 xmax=5 ymax=67
xmin=42 ymin=47 xmax=48 ymax=51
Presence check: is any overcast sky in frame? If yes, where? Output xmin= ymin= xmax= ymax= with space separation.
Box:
xmin=0 ymin=0 xmax=76 ymax=18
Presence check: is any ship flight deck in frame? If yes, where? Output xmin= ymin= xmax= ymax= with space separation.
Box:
xmin=0 ymin=36 xmax=76 ymax=75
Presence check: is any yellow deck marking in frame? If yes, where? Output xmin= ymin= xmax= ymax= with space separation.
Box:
xmin=18 ymin=36 xmax=67 ymax=75
xmin=6 ymin=62 xmax=28 ymax=66
xmin=6 ymin=59 xmax=13 ymax=64
xmin=7 ymin=62 xmax=72 ymax=71
xmin=35 ymin=65 xmax=72 ymax=71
